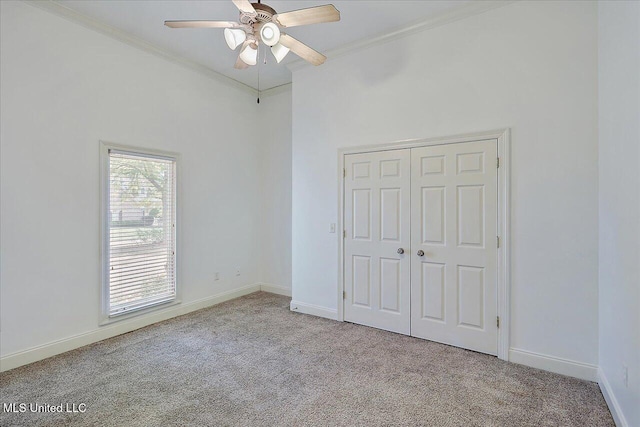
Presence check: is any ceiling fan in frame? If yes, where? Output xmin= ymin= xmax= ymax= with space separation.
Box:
xmin=165 ymin=0 xmax=340 ymax=69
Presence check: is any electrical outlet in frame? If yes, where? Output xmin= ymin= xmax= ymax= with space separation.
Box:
xmin=235 ymin=270 xmax=241 ymax=276
xmin=623 ymin=365 xmax=628 ymax=387
xmin=214 ymin=272 xmax=219 ymax=281
xmin=330 ymin=223 xmax=336 ymax=233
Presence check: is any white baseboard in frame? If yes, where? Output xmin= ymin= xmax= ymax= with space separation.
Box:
xmin=290 ymin=300 xmax=338 ymax=320
xmin=598 ymin=367 xmax=629 ymax=427
xmin=508 ymin=348 xmax=598 ymax=381
xmin=259 ymin=283 xmax=292 ymax=297
xmin=0 ymin=283 xmax=261 ymax=372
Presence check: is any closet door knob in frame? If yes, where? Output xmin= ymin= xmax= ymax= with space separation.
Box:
xmin=417 ymin=250 xmax=425 ymax=257
xmin=397 ymin=248 xmax=404 ymax=254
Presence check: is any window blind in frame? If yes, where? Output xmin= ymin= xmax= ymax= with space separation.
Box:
xmin=107 ymin=150 xmax=176 ymax=316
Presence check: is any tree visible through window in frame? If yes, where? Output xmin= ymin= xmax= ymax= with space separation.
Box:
xmin=106 ymin=149 xmax=177 ymax=316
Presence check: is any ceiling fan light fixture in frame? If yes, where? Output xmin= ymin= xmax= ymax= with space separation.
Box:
xmin=224 ymin=28 xmax=246 ymax=50
xmin=239 ymin=42 xmax=258 ymax=65
xmin=271 ymin=42 xmax=290 ymax=63
xmin=259 ymin=22 xmax=280 ymax=46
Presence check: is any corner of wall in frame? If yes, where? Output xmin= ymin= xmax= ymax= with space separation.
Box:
xmin=598 ymin=368 xmax=631 ymax=427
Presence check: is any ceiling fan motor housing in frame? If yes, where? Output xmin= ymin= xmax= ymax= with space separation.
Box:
xmin=240 ymin=3 xmax=276 ymax=25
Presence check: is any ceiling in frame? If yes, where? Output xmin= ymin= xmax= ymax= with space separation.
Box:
xmin=55 ymin=1 xmax=472 ymax=91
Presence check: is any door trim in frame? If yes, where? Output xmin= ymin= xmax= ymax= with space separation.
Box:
xmin=337 ymin=128 xmax=511 ymax=361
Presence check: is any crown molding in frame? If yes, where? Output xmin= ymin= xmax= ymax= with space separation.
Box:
xmin=259 ymin=82 xmax=292 ymax=99
xmin=23 ymin=0 xmax=259 ymax=96
xmin=287 ymin=0 xmax=515 ymax=72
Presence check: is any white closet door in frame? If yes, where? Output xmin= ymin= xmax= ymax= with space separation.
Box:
xmin=344 ymin=149 xmax=411 ymax=334
xmin=410 ymin=140 xmax=498 ymax=355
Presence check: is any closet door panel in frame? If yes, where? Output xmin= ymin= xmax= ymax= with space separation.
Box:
xmin=344 ymin=149 xmax=411 ymax=334
xmin=410 ymin=140 xmax=498 ymax=355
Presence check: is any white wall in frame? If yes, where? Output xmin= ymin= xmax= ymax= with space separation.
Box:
xmin=0 ymin=1 xmax=262 ymax=358
xmin=259 ymin=87 xmax=293 ymax=291
xmin=291 ymin=1 xmax=599 ymax=369
xmin=598 ymin=2 xmax=640 ymax=426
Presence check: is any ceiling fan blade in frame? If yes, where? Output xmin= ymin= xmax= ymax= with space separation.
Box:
xmin=165 ymin=20 xmax=239 ymax=28
xmin=234 ymin=54 xmax=249 ymax=70
xmin=274 ymin=4 xmax=340 ymax=28
xmin=279 ymin=34 xmax=326 ymax=66
xmin=232 ymin=0 xmax=256 ymax=15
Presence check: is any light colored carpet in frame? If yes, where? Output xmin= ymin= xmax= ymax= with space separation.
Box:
xmin=1 ymin=292 xmax=613 ymax=426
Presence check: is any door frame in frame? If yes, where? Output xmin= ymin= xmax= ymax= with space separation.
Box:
xmin=337 ymin=128 xmax=511 ymax=361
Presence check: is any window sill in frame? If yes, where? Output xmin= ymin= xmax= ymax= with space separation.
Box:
xmin=99 ymin=299 xmax=182 ymax=326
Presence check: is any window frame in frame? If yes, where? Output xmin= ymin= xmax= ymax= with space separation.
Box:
xmin=99 ymin=141 xmax=181 ymax=325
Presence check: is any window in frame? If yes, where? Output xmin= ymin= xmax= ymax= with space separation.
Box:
xmin=102 ymin=144 xmax=178 ymax=319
